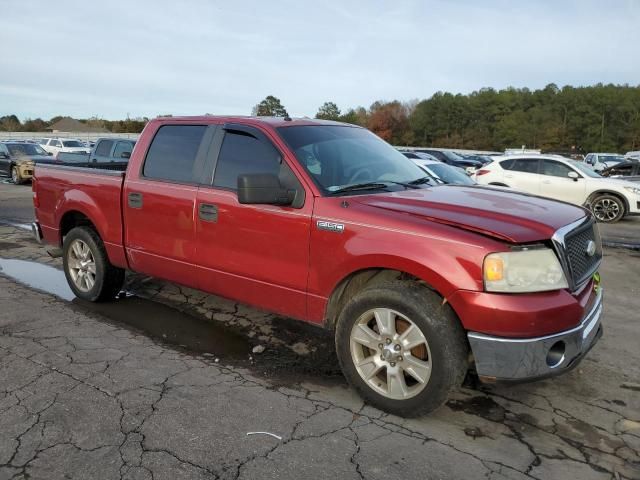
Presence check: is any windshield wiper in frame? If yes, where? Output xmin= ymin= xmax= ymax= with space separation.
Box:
xmin=329 ymin=182 xmax=392 ymax=195
xmin=408 ymin=176 xmax=437 ymax=185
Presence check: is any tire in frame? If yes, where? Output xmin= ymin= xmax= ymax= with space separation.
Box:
xmin=591 ymin=194 xmax=625 ymax=223
xmin=11 ymin=165 xmax=22 ymax=185
xmin=335 ymin=280 xmax=468 ymax=417
xmin=62 ymin=226 xmax=125 ymax=302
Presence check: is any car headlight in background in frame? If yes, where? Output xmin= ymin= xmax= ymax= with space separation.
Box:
xmin=484 ymin=248 xmax=568 ymax=293
xmin=623 ymin=186 xmax=640 ymax=195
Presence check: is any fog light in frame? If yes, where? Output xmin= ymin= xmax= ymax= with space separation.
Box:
xmin=546 ymin=341 xmax=566 ymax=368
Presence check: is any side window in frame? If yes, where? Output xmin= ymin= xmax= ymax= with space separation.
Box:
xmin=52 ymin=140 xmax=62 ymax=147
xmin=511 ymin=158 xmax=539 ymax=174
xmin=584 ymin=154 xmax=593 ymax=165
xmin=213 ymin=131 xmax=282 ymax=190
xmin=0 ymin=144 xmax=8 ymax=156
xmin=143 ymin=125 xmax=206 ymax=183
xmin=500 ymin=159 xmax=515 ymax=170
xmin=112 ymin=141 xmax=132 ymax=159
xmin=542 ymin=160 xmax=575 ymax=178
xmin=94 ymin=140 xmax=114 ymax=158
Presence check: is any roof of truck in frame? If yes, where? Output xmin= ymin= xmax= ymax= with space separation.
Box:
xmin=152 ymin=115 xmax=356 ymax=128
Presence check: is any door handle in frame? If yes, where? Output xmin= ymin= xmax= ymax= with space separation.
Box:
xmin=542 ymin=180 xmax=551 ymax=184
xmin=128 ymin=192 xmax=143 ymax=209
xmin=198 ymin=203 xmax=218 ymax=222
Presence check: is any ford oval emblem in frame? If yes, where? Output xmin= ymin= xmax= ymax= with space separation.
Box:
xmin=586 ymin=240 xmax=596 ymax=257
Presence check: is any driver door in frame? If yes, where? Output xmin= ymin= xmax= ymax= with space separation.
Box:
xmin=195 ymin=124 xmax=313 ymax=320
xmin=539 ymin=159 xmax=586 ymax=204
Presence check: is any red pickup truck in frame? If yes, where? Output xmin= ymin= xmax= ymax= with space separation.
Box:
xmin=32 ymin=116 xmax=603 ymax=416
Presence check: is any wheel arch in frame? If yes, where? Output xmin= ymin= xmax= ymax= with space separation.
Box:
xmin=324 ymin=266 xmax=451 ymax=331
xmin=586 ymin=190 xmax=629 ymax=213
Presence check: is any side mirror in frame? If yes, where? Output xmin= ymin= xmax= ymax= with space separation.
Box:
xmin=121 ymin=151 xmax=131 ymax=159
xmin=47 ymin=151 xmax=53 ymax=156
xmin=568 ymin=171 xmax=580 ymax=181
xmin=237 ymin=174 xmax=294 ymax=206
xmin=0 ymin=152 xmax=8 ymax=159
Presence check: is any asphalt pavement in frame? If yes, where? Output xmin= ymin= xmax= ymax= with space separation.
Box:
xmin=1 ymin=180 xmax=639 ymax=479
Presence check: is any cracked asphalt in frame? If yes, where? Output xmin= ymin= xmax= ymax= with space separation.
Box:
xmin=1 ymin=182 xmax=640 ymax=479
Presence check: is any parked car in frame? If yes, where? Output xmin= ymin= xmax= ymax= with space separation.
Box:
xmin=400 ymin=151 xmax=440 ymax=162
xmin=474 ymin=154 xmax=640 ymax=222
xmin=460 ymin=153 xmax=493 ymax=165
xmin=0 ymin=141 xmax=51 ymax=184
xmin=409 ymin=158 xmax=475 ymax=185
xmin=89 ymin=138 xmax=136 ymax=168
xmin=583 ymin=153 xmax=625 ymax=172
xmin=32 ymin=116 xmax=603 ymax=417
xmin=626 ymin=151 xmax=640 ymax=161
xmin=416 ymin=149 xmax=483 ymax=173
xmin=600 ymin=161 xmax=640 ymax=182
xmin=40 ymin=138 xmax=91 ymax=155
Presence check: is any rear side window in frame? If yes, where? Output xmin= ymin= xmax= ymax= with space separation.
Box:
xmin=500 ymin=159 xmax=515 ymax=170
xmin=511 ymin=158 xmax=539 ymax=173
xmin=213 ymin=131 xmax=281 ymax=190
xmin=95 ymin=140 xmax=113 ymax=157
xmin=113 ymin=141 xmax=133 ymax=159
xmin=143 ymin=125 xmax=206 ymax=183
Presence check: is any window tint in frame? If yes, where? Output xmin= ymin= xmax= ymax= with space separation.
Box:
xmin=95 ymin=140 xmax=113 ymax=157
xmin=143 ymin=125 xmax=206 ymax=182
xmin=542 ymin=160 xmax=574 ymax=177
xmin=113 ymin=141 xmax=133 ymax=159
xmin=511 ymin=158 xmax=539 ymax=173
xmin=52 ymin=140 xmax=62 ymax=147
xmin=213 ymin=131 xmax=282 ymax=190
xmin=500 ymin=159 xmax=515 ymax=170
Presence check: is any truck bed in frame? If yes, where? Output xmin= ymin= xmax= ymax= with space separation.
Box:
xmin=33 ymin=164 xmax=128 ymax=268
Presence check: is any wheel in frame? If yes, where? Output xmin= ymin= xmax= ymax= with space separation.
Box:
xmin=335 ymin=280 xmax=468 ymax=417
xmin=591 ymin=194 xmax=624 ymax=223
xmin=11 ymin=165 xmax=22 ymax=184
xmin=62 ymin=226 xmax=125 ymax=301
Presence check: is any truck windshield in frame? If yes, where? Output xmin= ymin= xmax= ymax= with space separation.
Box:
xmin=278 ymin=125 xmax=427 ymax=194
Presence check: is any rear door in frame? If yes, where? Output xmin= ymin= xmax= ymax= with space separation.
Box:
xmin=502 ymin=158 xmax=541 ymax=194
xmin=91 ymin=140 xmax=114 ymax=164
xmin=194 ymin=124 xmax=312 ymax=319
xmin=123 ymin=123 xmax=215 ymax=287
xmin=539 ymin=159 xmax=586 ymax=204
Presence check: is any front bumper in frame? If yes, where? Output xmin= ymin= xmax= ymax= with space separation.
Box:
xmin=468 ymin=288 xmax=603 ymax=382
xmin=17 ymin=163 xmax=34 ymax=179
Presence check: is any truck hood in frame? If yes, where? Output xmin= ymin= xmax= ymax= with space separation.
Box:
xmin=353 ymin=185 xmax=587 ymax=243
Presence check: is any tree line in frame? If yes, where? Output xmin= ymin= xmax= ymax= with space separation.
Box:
xmin=3 ymin=83 xmax=639 ymax=152
xmin=0 ymin=115 xmax=148 ymax=134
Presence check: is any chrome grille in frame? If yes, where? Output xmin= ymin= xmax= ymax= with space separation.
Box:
xmin=553 ymin=218 xmax=602 ymax=289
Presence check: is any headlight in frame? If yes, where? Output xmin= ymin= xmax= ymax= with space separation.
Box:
xmin=484 ymin=248 xmax=568 ymax=293
xmin=624 ymin=186 xmax=640 ymax=195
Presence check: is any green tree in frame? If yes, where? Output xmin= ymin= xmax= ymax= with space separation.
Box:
xmin=315 ymin=102 xmax=341 ymax=120
xmin=252 ymin=95 xmax=288 ymax=117
xmin=0 ymin=115 xmax=21 ymax=131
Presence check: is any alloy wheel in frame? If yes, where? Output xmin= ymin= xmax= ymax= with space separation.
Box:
xmin=593 ymin=198 xmax=620 ymax=222
xmin=67 ymin=239 xmax=97 ymax=292
xmin=349 ymin=308 xmax=432 ymax=400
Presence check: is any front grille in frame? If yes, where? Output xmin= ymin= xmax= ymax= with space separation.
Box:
xmin=563 ymin=221 xmax=601 ymax=286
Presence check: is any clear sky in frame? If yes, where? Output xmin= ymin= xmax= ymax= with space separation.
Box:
xmin=1 ymin=0 xmax=638 ymax=121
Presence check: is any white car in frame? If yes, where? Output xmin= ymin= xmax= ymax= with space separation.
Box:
xmin=474 ymin=154 xmax=640 ymax=223
xmin=40 ymin=138 xmax=91 ymax=155
xmin=584 ymin=153 xmax=625 ymax=172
